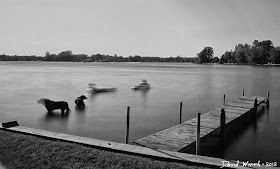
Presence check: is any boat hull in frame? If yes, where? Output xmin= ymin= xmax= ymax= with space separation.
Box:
xmin=86 ymin=87 xmax=118 ymax=93
xmin=130 ymin=85 xmax=150 ymax=90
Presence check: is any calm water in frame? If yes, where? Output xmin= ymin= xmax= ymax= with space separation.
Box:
xmin=0 ymin=61 xmax=279 ymax=163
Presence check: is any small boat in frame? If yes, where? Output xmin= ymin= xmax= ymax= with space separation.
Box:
xmin=131 ymin=80 xmax=151 ymax=90
xmin=86 ymin=83 xmax=118 ymax=93
xmin=131 ymin=84 xmax=150 ymax=90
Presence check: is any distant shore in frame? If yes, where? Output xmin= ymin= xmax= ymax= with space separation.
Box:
xmin=1 ymin=60 xmax=280 ymax=67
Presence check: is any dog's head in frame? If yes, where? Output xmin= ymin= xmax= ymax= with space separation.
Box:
xmin=37 ymin=98 xmax=50 ymax=105
xmin=78 ymin=95 xmax=88 ymax=100
xmin=88 ymin=83 xmax=96 ymax=88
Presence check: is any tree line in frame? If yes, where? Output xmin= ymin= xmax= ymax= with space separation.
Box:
xmin=0 ymin=50 xmax=197 ymax=63
xmin=219 ymin=40 xmax=277 ymax=64
xmin=197 ymin=40 xmax=280 ymax=64
xmin=1 ymin=39 xmax=280 ymax=64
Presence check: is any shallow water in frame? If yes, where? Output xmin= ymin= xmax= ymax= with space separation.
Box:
xmin=0 ymin=61 xmax=279 ymax=163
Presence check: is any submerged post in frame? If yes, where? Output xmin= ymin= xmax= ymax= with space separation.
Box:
xmin=196 ymin=112 xmax=201 ymax=155
xmin=242 ymin=88 xmax=245 ymax=96
xmin=267 ymin=89 xmax=270 ymax=108
xmin=125 ymin=106 xmax=130 ymax=144
xmin=179 ymin=102 xmax=182 ymax=124
xmin=220 ymin=109 xmax=226 ymax=142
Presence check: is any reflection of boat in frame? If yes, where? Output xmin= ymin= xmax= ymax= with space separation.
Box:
xmin=86 ymin=83 xmax=118 ymax=93
xmin=131 ymin=80 xmax=151 ymax=90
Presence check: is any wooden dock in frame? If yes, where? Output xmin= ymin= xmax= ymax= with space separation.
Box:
xmin=133 ymin=95 xmax=268 ymax=153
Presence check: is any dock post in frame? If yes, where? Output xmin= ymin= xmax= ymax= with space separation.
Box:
xmin=242 ymin=88 xmax=245 ymax=96
xmin=125 ymin=106 xmax=130 ymax=144
xmin=196 ymin=112 xmax=201 ymax=155
xmin=179 ymin=102 xmax=182 ymax=124
xmin=254 ymin=97 xmax=257 ymax=113
xmin=223 ymin=94 xmax=225 ymax=106
xmin=267 ymin=89 xmax=270 ymax=108
xmin=220 ymin=109 xmax=226 ymax=143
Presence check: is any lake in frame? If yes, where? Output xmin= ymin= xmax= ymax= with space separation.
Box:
xmin=0 ymin=61 xmax=279 ymax=163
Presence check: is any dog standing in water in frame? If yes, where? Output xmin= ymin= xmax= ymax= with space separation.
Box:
xmin=37 ymin=98 xmax=71 ymax=113
xmin=75 ymin=95 xmax=88 ymax=108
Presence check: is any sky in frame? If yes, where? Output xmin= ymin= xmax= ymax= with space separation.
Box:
xmin=1 ymin=0 xmax=280 ymax=57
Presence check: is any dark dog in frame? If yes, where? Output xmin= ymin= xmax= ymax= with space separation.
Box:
xmin=75 ymin=95 xmax=88 ymax=108
xmin=37 ymin=98 xmax=71 ymax=113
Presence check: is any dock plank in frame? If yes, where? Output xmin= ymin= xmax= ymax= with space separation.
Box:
xmin=135 ymin=123 xmax=215 ymax=151
xmin=133 ymin=96 xmax=267 ymax=152
xmin=225 ymin=102 xmax=254 ymax=109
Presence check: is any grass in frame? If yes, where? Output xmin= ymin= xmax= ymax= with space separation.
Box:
xmin=0 ymin=129 xmax=213 ymax=169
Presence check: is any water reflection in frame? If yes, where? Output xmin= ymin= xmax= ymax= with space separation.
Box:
xmin=131 ymin=88 xmax=150 ymax=107
xmin=197 ymin=106 xmax=267 ymax=159
xmin=75 ymin=106 xmax=87 ymax=113
xmin=74 ymin=107 xmax=87 ymax=125
xmin=227 ymin=106 xmax=266 ymax=153
xmin=38 ymin=111 xmax=70 ymax=132
xmin=265 ymin=104 xmax=270 ymax=123
xmin=132 ymin=88 xmax=150 ymax=97
xmin=44 ymin=111 xmax=70 ymax=121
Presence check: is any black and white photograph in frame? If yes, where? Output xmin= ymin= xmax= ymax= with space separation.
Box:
xmin=0 ymin=0 xmax=280 ymax=168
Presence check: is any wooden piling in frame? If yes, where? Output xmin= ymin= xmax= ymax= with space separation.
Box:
xmin=196 ymin=112 xmax=201 ymax=155
xmin=267 ymin=89 xmax=270 ymax=107
xmin=220 ymin=109 xmax=225 ymax=142
xmin=242 ymin=88 xmax=245 ymax=96
xmin=254 ymin=97 xmax=257 ymax=113
xmin=125 ymin=106 xmax=130 ymax=144
xmin=223 ymin=94 xmax=225 ymax=106
xmin=179 ymin=102 xmax=182 ymax=124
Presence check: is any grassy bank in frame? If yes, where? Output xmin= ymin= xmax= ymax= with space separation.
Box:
xmin=0 ymin=129 xmax=212 ymax=169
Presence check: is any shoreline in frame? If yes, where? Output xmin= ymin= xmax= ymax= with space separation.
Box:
xmin=1 ymin=60 xmax=279 ymax=67
xmin=0 ymin=127 xmax=219 ymax=169
xmin=0 ymin=124 xmax=274 ymax=169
